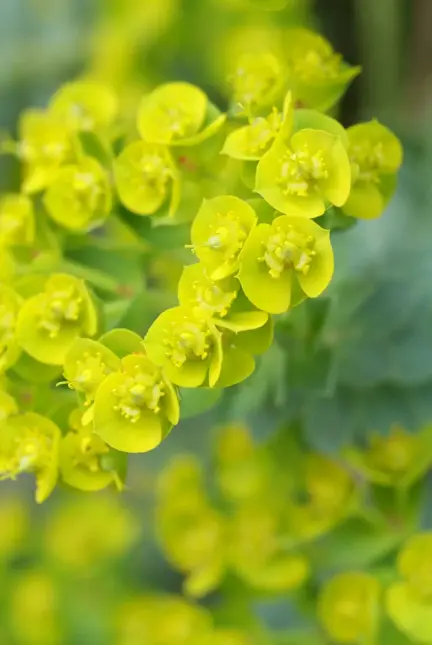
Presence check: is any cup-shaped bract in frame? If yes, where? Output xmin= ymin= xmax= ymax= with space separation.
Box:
xmin=144 ymin=306 xmax=223 ymax=388
xmin=238 ymin=214 xmax=334 ymax=314
xmin=137 ymin=82 xmax=225 ymax=147
xmin=0 ymin=413 xmax=60 ymax=503
xmin=190 ymin=196 xmax=257 ymax=281
xmin=44 ymin=156 xmax=112 ymax=231
xmin=255 ymin=129 xmax=351 ymax=218
xmin=114 ymin=140 xmax=180 ymax=217
xmin=49 ymin=81 xmax=118 ymax=133
xmin=16 ymin=274 xmax=98 ymax=365
xmin=284 ymin=28 xmax=361 ymax=112
xmin=17 ymin=109 xmax=74 ymax=194
xmin=93 ymin=353 xmax=179 ymax=453
xmin=343 ymin=120 xmax=403 ymax=219
xmin=318 ymin=572 xmax=381 ymax=644
xmin=59 ymin=409 xmax=125 ymax=492
xmin=0 ymin=194 xmax=34 ymax=247
xmin=63 ymin=338 xmax=121 ymax=404
xmin=0 ymin=284 xmax=22 ymax=373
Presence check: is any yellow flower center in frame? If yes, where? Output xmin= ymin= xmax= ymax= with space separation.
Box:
xmin=38 ymin=287 xmax=82 ymax=338
xmin=204 ymin=211 xmax=248 ymax=261
xmin=0 ymin=427 xmax=54 ymax=480
xmin=70 ymin=103 xmax=95 ymax=131
xmin=72 ymin=171 xmax=104 ymax=213
xmin=72 ymin=352 xmax=111 ymax=399
xmin=113 ymin=370 xmax=165 ymax=422
xmin=72 ymin=432 xmax=109 ymax=473
xmin=230 ymin=53 xmax=281 ymax=111
xmin=246 ymin=109 xmax=282 ymax=154
xmin=154 ymin=103 xmax=196 ymax=140
xmin=140 ymin=150 xmax=171 ymax=196
xmin=260 ymin=224 xmax=316 ymax=278
xmin=350 ymin=141 xmax=385 ymax=184
xmin=288 ymin=48 xmax=341 ymax=81
xmin=192 ymin=280 xmax=237 ymax=318
xmin=164 ymin=319 xmax=210 ymax=367
xmin=277 ymin=145 xmax=328 ymax=197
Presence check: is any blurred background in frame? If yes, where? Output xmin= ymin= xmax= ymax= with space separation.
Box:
xmin=2 ymin=1 xmax=432 ymax=643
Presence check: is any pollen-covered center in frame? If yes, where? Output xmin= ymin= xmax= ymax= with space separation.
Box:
xmin=113 ymin=367 xmax=165 ymax=422
xmin=0 ymin=427 xmax=53 ymax=480
xmin=72 ymin=170 xmax=104 ymax=213
xmin=164 ymin=318 xmax=211 ymax=367
xmin=38 ymin=286 xmax=83 ymax=338
xmin=230 ymin=53 xmax=281 ymax=110
xmin=72 ymin=432 xmax=109 ymax=473
xmin=72 ymin=352 xmax=111 ymax=398
xmin=246 ymin=110 xmax=282 ymax=154
xmin=277 ymin=144 xmax=328 ymax=197
xmin=349 ymin=141 xmax=385 ymax=184
xmin=204 ymin=211 xmax=248 ymax=262
xmin=139 ymin=150 xmax=171 ymax=195
xmin=288 ymin=48 xmax=342 ymax=81
xmin=154 ymin=102 xmax=197 ymax=140
xmin=260 ymin=224 xmax=316 ymax=278
xmin=192 ymin=280 xmax=236 ymax=317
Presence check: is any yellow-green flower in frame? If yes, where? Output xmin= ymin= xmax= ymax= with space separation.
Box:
xmin=49 ymin=80 xmax=118 ymax=133
xmin=137 ymin=82 xmax=225 ymax=146
xmin=190 ymin=195 xmax=257 ymax=280
xmin=0 ymin=284 xmax=22 ymax=372
xmin=238 ymin=214 xmax=333 ymax=314
xmin=0 ymin=413 xmax=60 ymax=503
xmin=229 ymin=504 xmax=309 ymax=592
xmin=318 ymin=572 xmax=381 ymax=644
xmin=16 ymin=273 xmax=98 ymax=365
xmin=63 ymin=337 xmax=121 ymax=405
xmin=228 ymin=51 xmax=284 ymax=115
xmin=59 ymin=408 xmax=125 ymax=492
xmin=221 ymin=92 xmax=293 ymax=161
xmin=43 ymin=156 xmax=112 ymax=231
xmin=344 ymin=424 xmax=432 ymax=488
xmin=144 ymin=306 xmax=223 ymax=388
xmin=17 ymin=109 xmax=74 ymax=194
xmin=284 ymin=28 xmax=361 ymax=111
xmin=93 ymin=353 xmax=179 ymax=453
xmin=113 ymin=140 xmax=180 ymax=217
xmin=255 ymin=129 xmax=351 ymax=218
xmin=398 ymin=533 xmax=432 ymax=598
xmin=342 ymin=120 xmax=403 ymax=219
xmin=386 ymin=582 xmax=432 ymax=645
xmin=0 ymin=194 xmax=34 ymax=247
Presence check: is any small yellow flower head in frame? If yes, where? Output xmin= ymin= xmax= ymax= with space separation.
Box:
xmin=10 ymin=570 xmax=61 ymax=645
xmin=256 ymin=129 xmax=351 ymax=218
xmin=144 ymin=306 xmax=223 ymax=388
xmin=178 ymin=263 xmax=238 ymax=320
xmin=343 ymin=120 xmax=403 ymax=219
xmin=190 ymin=196 xmax=257 ymax=280
xmin=0 ymin=413 xmax=60 ymax=503
xmin=305 ymin=453 xmax=354 ymax=514
xmin=63 ymin=337 xmax=121 ymax=404
xmin=16 ymin=273 xmax=98 ymax=365
xmin=228 ymin=51 xmax=284 ymax=115
xmin=17 ymin=109 xmax=73 ymax=194
xmin=138 ymin=82 xmax=225 ymax=146
xmin=93 ymin=353 xmax=179 ymax=453
xmin=397 ymin=533 xmax=432 ymax=598
xmin=239 ymin=215 xmax=333 ymax=314
xmin=59 ymin=409 xmax=125 ymax=492
xmin=114 ymin=140 xmax=180 ymax=216
xmin=49 ymin=80 xmax=118 ymax=132
xmin=386 ymin=582 xmax=432 ymax=644
xmin=284 ymin=28 xmax=361 ymax=111
xmin=318 ymin=572 xmax=381 ymax=644
xmin=0 ymin=194 xmax=34 ymax=247
xmin=45 ymin=495 xmax=139 ymax=571
xmin=0 ymin=284 xmax=22 ymax=372
xmin=44 ymin=156 xmax=112 ymax=231
xmin=222 ymin=92 xmax=293 ymax=161
xmin=229 ymin=505 xmax=309 ymax=591
xmin=344 ymin=424 xmax=430 ymax=488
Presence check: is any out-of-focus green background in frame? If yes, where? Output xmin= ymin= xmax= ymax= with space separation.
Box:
xmin=2 ymin=1 xmax=432 ymax=643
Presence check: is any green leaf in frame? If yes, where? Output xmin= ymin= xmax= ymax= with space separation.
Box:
xmin=179 ymin=387 xmax=223 ymax=419
xmin=98 ymin=328 xmax=143 ymax=358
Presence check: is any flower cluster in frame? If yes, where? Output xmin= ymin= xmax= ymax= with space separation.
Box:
xmin=0 ymin=26 xmax=402 ymax=502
